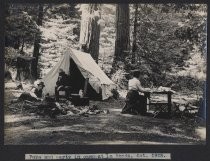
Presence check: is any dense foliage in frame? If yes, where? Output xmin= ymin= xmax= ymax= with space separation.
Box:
xmin=5 ymin=4 xmax=40 ymax=52
xmin=127 ymin=4 xmax=207 ymax=90
xmin=4 ymin=3 xmax=207 ymax=93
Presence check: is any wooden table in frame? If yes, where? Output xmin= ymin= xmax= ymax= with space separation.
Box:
xmin=145 ymin=91 xmax=173 ymax=118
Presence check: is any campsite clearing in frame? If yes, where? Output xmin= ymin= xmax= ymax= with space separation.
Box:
xmin=4 ymin=89 xmax=205 ymax=145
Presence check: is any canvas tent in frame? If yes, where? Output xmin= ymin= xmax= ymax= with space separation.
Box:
xmin=42 ymin=48 xmax=117 ymax=100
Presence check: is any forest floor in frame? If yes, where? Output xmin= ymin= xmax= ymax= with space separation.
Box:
xmin=4 ymin=84 xmax=206 ymax=145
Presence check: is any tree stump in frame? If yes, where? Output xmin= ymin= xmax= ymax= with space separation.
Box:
xmin=5 ymin=70 xmax=12 ymax=81
xmin=16 ymin=56 xmax=35 ymax=82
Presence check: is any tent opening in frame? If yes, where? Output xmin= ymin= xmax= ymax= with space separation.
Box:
xmin=69 ymin=58 xmax=102 ymax=100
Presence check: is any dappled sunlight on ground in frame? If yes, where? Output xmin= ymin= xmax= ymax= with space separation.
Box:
xmin=4 ymin=89 xmax=206 ymax=145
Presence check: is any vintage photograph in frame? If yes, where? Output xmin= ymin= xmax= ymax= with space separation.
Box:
xmin=4 ymin=3 xmax=207 ymax=145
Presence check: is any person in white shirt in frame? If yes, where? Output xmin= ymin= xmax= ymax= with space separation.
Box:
xmin=18 ymin=81 xmax=45 ymax=102
xmin=122 ymin=70 xmax=150 ymax=115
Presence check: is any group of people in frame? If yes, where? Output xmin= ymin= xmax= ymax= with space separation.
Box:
xmin=18 ymin=69 xmax=71 ymax=102
xmin=14 ymin=69 xmax=71 ymax=118
xmin=17 ymin=68 xmax=150 ymax=116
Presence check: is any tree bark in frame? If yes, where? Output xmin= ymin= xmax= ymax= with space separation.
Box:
xmin=32 ymin=4 xmax=43 ymax=79
xmin=114 ymin=4 xmax=130 ymax=63
xmin=20 ymin=36 xmax=24 ymax=53
xmin=79 ymin=4 xmax=101 ymax=63
xmin=131 ymin=4 xmax=138 ymax=64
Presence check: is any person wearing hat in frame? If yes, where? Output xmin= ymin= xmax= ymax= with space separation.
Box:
xmin=55 ymin=68 xmax=71 ymax=101
xmin=29 ymin=81 xmax=45 ymax=100
xmin=122 ymin=70 xmax=150 ymax=115
xmin=18 ymin=81 xmax=45 ymax=102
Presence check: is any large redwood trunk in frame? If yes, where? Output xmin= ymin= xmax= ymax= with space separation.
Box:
xmin=79 ymin=4 xmax=101 ymax=63
xmin=114 ymin=4 xmax=130 ymax=62
xmin=131 ymin=4 xmax=138 ymax=64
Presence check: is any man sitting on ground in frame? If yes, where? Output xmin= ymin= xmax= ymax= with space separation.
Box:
xmin=55 ymin=69 xmax=71 ymax=101
xmin=18 ymin=81 xmax=45 ymax=102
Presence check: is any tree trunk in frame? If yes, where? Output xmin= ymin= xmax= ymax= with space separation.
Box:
xmin=20 ymin=36 xmax=24 ymax=53
xmin=32 ymin=4 xmax=43 ymax=79
xmin=114 ymin=4 xmax=130 ymax=63
xmin=79 ymin=4 xmax=101 ymax=63
xmin=131 ymin=4 xmax=138 ymax=64
xmin=14 ymin=37 xmax=20 ymax=49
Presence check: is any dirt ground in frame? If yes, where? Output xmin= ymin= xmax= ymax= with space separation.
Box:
xmin=4 ymin=88 xmax=206 ymax=145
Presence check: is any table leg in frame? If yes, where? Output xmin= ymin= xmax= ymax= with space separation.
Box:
xmin=168 ymin=93 xmax=172 ymax=117
xmin=145 ymin=92 xmax=150 ymax=112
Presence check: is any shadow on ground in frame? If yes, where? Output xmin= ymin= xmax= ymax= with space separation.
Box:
xmin=4 ymin=90 xmax=206 ymax=145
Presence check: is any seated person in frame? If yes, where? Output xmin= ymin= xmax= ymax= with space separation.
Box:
xmin=122 ymin=70 xmax=150 ymax=115
xmin=55 ymin=69 xmax=71 ymax=101
xmin=18 ymin=81 xmax=45 ymax=102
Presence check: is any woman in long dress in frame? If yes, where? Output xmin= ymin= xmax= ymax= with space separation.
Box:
xmin=122 ymin=70 xmax=150 ymax=115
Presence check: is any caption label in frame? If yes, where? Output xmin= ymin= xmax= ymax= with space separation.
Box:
xmin=25 ymin=153 xmax=171 ymax=160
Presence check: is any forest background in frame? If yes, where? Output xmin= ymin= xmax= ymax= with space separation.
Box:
xmin=4 ymin=3 xmax=207 ymax=98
